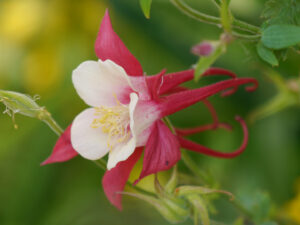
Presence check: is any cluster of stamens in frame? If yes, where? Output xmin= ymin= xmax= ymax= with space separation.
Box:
xmin=91 ymin=104 xmax=130 ymax=151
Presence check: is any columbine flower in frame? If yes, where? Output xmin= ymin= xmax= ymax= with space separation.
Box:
xmin=42 ymin=10 xmax=258 ymax=210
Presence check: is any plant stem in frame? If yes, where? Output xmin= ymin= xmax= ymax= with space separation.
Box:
xmin=231 ymin=31 xmax=261 ymax=41
xmin=210 ymin=0 xmax=221 ymax=8
xmin=180 ymin=150 xmax=210 ymax=184
xmin=170 ymin=0 xmax=260 ymax=35
xmin=162 ymin=117 xmax=213 ymax=185
xmin=94 ymin=159 xmax=107 ymax=170
xmin=43 ymin=114 xmax=64 ymax=136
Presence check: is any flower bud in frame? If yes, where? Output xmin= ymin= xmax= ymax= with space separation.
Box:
xmin=191 ymin=41 xmax=215 ymax=56
xmin=0 ymin=90 xmax=47 ymax=119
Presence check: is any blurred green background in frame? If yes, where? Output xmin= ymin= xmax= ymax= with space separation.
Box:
xmin=0 ymin=0 xmax=299 ymax=224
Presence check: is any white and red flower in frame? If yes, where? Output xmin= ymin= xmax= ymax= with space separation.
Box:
xmin=42 ymin=10 xmax=258 ymax=210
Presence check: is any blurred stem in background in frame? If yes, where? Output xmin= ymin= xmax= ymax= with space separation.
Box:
xmin=249 ymin=69 xmax=300 ymax=123
xmin=170 ymin=0 xmax=261 ymax=41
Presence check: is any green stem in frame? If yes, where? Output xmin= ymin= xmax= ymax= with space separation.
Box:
xmin=94 ymin=159 xmax=107 ymax=170
xmin=180 ymin=150 xmax=210 ymax=184
xmin=231 ymin=31 xmax=261 ymax=41
xmin=210 ymin=0 xmax=221 ymax=8
xmin=170 ymin=0 xmax=260 ymax=35
xmin=162 ymin=117 xmax=213 ymax=185
xmin=162 ymin=117 xmax=176 ymax=133
xmin=43 ymin=115 xmax=64 ymax=136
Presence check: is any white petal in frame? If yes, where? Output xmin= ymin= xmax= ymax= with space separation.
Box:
xmin=71 ymin=108 xmax=109 ymax=160
xmin=106 ymin=93 xmax=139 ymax=170
xmin=130 ymin=95 xmax=161 ymax=147
xmin=107 ymin=137 xmax=136 ymax=170
xmin=72 ymin=59 xmax=134 ymax=107
xmin=129 ymin=92 xmax=139 ymax=138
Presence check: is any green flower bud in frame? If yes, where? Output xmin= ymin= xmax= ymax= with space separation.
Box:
xmin=0 ymin=90 xmax=62 ymax=135
xmin=0 ymin=90 xmax=46 ymax=119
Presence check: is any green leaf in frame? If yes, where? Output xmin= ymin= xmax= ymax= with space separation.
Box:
xmin=256 ymin=42 xmax=278 ymax=66
xmin=236 ymin=190 xmax=272 ymax=223
xmin=140 ymin=0 xmax=152 ymax=19
xmin=262 ymin=24 xmax=300 ymax=49
xmin=194 ymin=43 xmax=226 ymax=81
xmin=262 ymin=0 xmax=300 ymax=26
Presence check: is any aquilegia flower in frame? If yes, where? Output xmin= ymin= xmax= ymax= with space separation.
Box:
xmin=42 ymin=10 xmax=258 ymax=210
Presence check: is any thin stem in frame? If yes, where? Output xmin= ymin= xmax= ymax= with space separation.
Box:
xmin=210 ymin=0 xmax=221 ymax=8
xmin=232 ymin=31 xmax=261 ymax=41
xmin=171 ymin=0 xmax=221 ymax=25
xmin=170 ymin=0 xmax=260 ymax=35
xmin=180 ymin=150 xmax=210 ymax=184
xmin=94 ymin=159 xmax=106 ymax=170
xmin=162 ymin=117 xmax=176 ymax=134
xmin=162 ymin=117 xmax=212 ymax=185
xmin=43 ymin=115 xmax=64 ymax=136
xmin=233 ymin=19 xmax=260 ymax=34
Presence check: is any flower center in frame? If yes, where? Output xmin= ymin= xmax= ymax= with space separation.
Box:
xmin=91 ymin=104 xmax=130 ymax=150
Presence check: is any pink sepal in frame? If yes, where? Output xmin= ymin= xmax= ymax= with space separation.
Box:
xmin=41 ymin=125 xmax=78 ymax=165
xmin=95 ymin=10 xmax=143 ymax=76
xmin=178 ymin=116 xmax=248 ymax=158
xmin=161 ymin=78 xmax=258 ymax=117
xmin=102 ymin=147 xmax=143 ymax=210
xmin=135 ymin=120 xmax=181 ymax=184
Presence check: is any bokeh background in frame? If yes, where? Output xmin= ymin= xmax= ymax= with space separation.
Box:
xmin=0 ymin=0 xmax=299 ymax=224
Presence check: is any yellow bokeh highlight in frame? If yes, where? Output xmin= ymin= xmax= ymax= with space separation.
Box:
xmin=286 ymin=179 xmax=300 ymax=224
xmin=23 ymin=47 xmax=61 ymax=95
xmin=80 ymin=0 xmax=107 ymax=33
xmin=0 ymin=0 xmax=44 ymax=44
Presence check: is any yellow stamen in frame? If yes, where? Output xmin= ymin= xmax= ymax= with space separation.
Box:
xmin=91 ymin=104 xmax=130 ymax=151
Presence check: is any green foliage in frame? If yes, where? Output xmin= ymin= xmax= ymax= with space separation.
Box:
xmin=261 ymin=24 xmax=300 ymax=49
xmin=237 ymin=190 xmax=272 ymax=224
xmin=140 ymin=0 xmax=152 ymax=19
xmin=262 ymin=0 xmax=300 ymax=26
xmin=260 ymin=222 xmax=278 ymax=225
xmin=256 ymin=42 xmax=278 ymax=66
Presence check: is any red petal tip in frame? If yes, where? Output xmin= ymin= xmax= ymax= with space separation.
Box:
xmin=41 ymin=125 xmax=78 ymax=166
